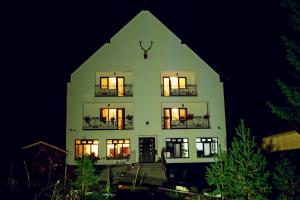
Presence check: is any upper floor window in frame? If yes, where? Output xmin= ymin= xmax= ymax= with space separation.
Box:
xmin=163 ymin=108 xmax=187 ymax=129
xmin=196 ymin=137 xmax=218 ymax=157
xmin=169 ymin=77 xmax=187 ymax=89
xmin=83 ymin=102 xmax=134 ymax=130
xmin=98 ymin=77 xmax=124 ymax=96
xmin=165 ymin=138 xmax=189 ymax=158
xmin=75 ymin=139 xmax=99 ymax=159
xmin=100 ymin=108 xmax=125 ymax=130
xmin=161 ymin=72 xmax=197 ymax=96
xmin=95 ymin=72 xmax=133 ymax=97
xmin=106 ymin=139 xmax=130 ymax=159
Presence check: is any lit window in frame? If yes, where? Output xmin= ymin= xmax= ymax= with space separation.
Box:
xmin=168 ymin=77 xmax=187 ymax=89
xmin=162 ymin=76 xmax=187 ymax=96
xmin=100 ymin=78 xmax=108 ymax=89
xmin=108 ymin=77 xmax=117 ymax=89
xmin=165 ymin=138 xmax=189 ymax=158
xmin=75 ymin=139 xmax=99 ymax=159
xmin=171 ymin=108 xmax=187 ymax=121
xmin=196 ymin=137 xmax=218 ymax=158
xmin=99 ymin=77 xmax=125 ymax=96
xmin=100 ymin=108 xmax=125 ymax=129
xmin=106 ymin=139 xmax=130 ymax=159
xmin=170 ymin=77 xmax=179 ymax=89
xmin=178 ymin=77 xmax=186 ymax=89
xmin=164 ymin=108 xmax=187 ymax=129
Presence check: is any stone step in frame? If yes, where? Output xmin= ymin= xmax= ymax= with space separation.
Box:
xmin=99 ymin=163 xmax=167 ymax=186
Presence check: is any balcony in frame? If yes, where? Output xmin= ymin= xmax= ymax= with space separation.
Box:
xmin=161 ymin=84 xmax=197 ymax=96
xmin=95 ymin=84 xmax=133 ymax=97
xmin=162 ymin=115 xmax=210 ymax=129
xmin=83 ymin=117 xmax=134 ymax=130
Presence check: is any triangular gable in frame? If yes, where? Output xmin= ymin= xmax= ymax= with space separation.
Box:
xmin=71 ymin=10 xmax=222 ymax=80
xmin=110 ymin=10 xmax=181 ymax=44
xmin=22 ymin=141 xmax=67 ymax=154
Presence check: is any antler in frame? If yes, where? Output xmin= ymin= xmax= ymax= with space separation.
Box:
xmin=139 ymin=41 xmax=153 ymax=52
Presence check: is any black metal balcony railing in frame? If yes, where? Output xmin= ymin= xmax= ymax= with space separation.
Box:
xmin=83 ymin=117 xmax=134 ymax=130
xmin=161 ymin=84 xmax=197 ymax=96
xmin=161 ymin=116 xmax=210 ymax=129
xmin=95 ymin=84 xmax=133 ymax=97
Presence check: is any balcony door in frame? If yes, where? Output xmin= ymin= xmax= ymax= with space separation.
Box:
xmin=164 ymin=108 xmax=187 ymax=129
xmin=139 ymin=137 xmax=156 ymax=163
xmin=163 ymin=77 xmax=170 ymax=96
xmin=117 ymin=108 xmax=124 ymax=130
xmin=163 ymin=76 xmax=187 ymax=96
xmin=100 ymin=108 xmax=124 ymax=129
xmin=100 ymin=77 xmax=124 ymax=96
xmin=117 ymin=77 xmax=124 ymax=96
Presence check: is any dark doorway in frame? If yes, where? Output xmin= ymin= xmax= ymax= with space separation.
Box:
xmin=139 ymin=137 xmax=156 ymax=163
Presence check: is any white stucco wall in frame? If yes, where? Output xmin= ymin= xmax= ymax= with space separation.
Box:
xmin=66 ymin=11 xmax=226 ymax=165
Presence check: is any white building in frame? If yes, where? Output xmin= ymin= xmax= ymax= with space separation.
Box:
xmin=66 ymin=10 xmax=227 ymax=166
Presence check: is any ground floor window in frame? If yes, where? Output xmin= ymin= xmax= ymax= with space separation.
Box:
xmin=165 ymin=138 xmax=189 ymax=158
xmin=106 ymin=139 xmax=130 ymax=159
xmin=75 ymin=139 xmax=99 ymax=159
xmin=196 ymin=137 xmax=218 ymax=157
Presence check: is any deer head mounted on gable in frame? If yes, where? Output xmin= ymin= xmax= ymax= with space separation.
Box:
xmin=139 ymin=40 xmax=153 ymax=59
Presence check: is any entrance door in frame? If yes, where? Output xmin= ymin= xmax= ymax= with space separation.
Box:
xmin=139 ymin=137 xmax=156 ymax=163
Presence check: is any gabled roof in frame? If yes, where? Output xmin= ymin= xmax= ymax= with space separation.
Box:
xmin=22 ymin=141 xmax=67 ymax=154
xmin=110 ymin=10 xmax=181 ymax=44
xmin=71 ymin=10 xmax=225 ymax=80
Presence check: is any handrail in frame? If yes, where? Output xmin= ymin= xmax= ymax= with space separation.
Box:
xmin=161 ymin=149 xmax=167 ymax=179
xmin=161 ymin=116 xmax=210 ymax=129
xmin=95 ymin=84 xmax=133 ymax=97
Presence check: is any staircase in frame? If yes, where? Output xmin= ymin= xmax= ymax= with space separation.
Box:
xmin=99 ymin=162 xmax=167 ymax=186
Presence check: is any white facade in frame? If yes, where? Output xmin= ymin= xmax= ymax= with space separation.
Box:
xmin=66 ymin=11 xmax=227 ymax=165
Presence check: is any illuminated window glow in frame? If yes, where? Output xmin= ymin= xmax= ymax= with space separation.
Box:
xmin=164 ymin=108 xmax=187 ymax=129
xmin=100 ymin=108 xmax=124 ymax=129
xmin=106 ymin=139 xmax=130 ymax=159
xmin=75 ymin=139 xmax=99 ymax=159
xmin=163 ymin=76 xmax=187 ymax=96
xmin=99 ymin=77 xmax=124 ymax=96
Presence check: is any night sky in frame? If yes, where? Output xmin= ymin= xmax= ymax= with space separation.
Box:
xmin=1 ymin=0 xmax=293 ymax=163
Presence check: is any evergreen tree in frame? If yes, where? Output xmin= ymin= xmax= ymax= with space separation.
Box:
xmin=206 ymin=146 xmax=229 ymax=200
xmin=267 ymin=0 xmax=300 ymax=126
xmin=228 ymin=120 xmax=271 ymax=199
xmin=206 ymin=120 xmax=271 ymax=199
xmin=73 ymin=155 xmax=98 ymax=199
xmin=273 ymin=157 xmax=299 ymax=200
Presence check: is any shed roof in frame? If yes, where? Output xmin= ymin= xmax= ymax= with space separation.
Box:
xmin=22 ymin=141 xmax=67 ymax=154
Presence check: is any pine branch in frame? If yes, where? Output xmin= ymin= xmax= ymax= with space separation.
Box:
xmin=275 ymin=79 xmax=300 ymax=108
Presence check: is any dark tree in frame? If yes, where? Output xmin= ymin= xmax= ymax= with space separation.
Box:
xmin=206 ymin=120 xmax=271 ymax=199
xmin=267 ymin=0 xmax=300 ymax=127
xmin=273 ymin=157 xmax=300 ymax=200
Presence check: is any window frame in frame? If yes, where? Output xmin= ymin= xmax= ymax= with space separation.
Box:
xmin=106 ymin=139 xmax=130 ymax=160
xmin=100 ymin=77 xmax=109 ymax=89
xmin=163 ymin=76 xmax=187 ymax=90
xmin=75 ymin=139 xmax=99 ymax=159
xmin=165 ymin=138 xmax=189 ymax=158
xmin=196 ymin=137 xmax=218 ymax=158
xmin=99 ymin=76 xmax=125 ymax=95
xmin=164 ymin=108 xmax=188 ymax=129
xmin=100 ymin=108 xmax=125 ymax=129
